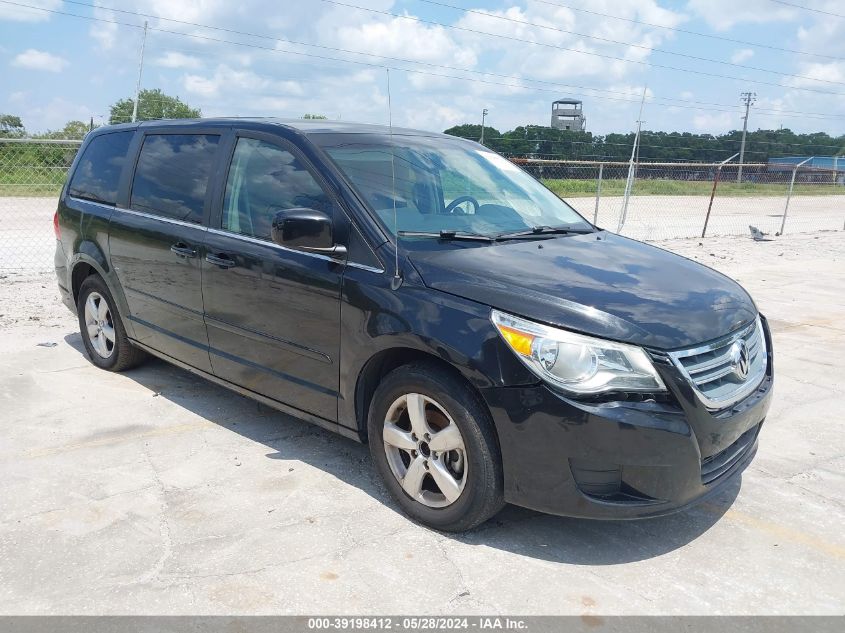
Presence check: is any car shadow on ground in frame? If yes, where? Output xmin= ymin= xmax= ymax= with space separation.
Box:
xmin=64 ymin=332 xmax=740 ymax=566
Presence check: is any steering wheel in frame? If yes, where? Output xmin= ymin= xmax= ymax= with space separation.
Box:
xmin=445 ymin=195 xmax=480 ymax=215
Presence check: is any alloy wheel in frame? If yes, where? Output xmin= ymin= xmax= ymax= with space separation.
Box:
xmin=83 ymin=291 xmax=116 ymax=359
xmin=382 ymin=393 xmax=468 ymax=508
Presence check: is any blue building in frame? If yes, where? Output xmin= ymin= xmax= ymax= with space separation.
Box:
xmin=768 ymin=156 xmax=844 ymax=171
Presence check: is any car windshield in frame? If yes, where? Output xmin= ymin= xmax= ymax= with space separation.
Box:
xmin=318 ymin=134 xmax=591 ymax=238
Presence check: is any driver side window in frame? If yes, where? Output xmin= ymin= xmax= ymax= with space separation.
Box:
xmin=223 ymin=137 xmax=331 ymax=241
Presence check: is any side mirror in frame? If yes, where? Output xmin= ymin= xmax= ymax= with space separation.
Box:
xmin=271 ymin=208 xmax=346 ymax=259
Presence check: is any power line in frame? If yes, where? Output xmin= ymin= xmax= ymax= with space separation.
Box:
xmin=39 ymin=0 xmax=805 ymax=113
xmin=6 ymin=0 xmax=845 ymax=132
xmin=531 ymin=0 xmax=842 ymax=61
xmin=0 ymin=0 xmax=747 ymax=112
xmin=158 ymin=35 xmax=845 ymax=122
xmin=8 ymin=0 xmax=845 ymax=120
xmin=322 ymin=0 xmax=845 ymax=96
xmin=413 ymin=0 xmax=845 ymax=86
xmin=157 ymin=40 xmax=845 ymax=125
xmin=768 ymin=0 xmax=845 ymax=19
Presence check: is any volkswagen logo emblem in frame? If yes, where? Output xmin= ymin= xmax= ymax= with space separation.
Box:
xmin=729 ymin=340 xmax=751 ymax=381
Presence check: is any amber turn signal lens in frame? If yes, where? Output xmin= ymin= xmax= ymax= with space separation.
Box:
xmin=496 ymin=325 xmax=534 ymax=356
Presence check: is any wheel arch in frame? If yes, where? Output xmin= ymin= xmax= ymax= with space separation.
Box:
xmin=68 ymin=252 xmax=135 ymax=338
xmin=354 ymin=347 xmax=496 ymax=447
xmin=70 ymin=260 xmax=97 ymax=306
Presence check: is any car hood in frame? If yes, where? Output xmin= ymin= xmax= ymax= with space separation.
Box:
xmin=408 ymin=232 xmax=757 ymax=350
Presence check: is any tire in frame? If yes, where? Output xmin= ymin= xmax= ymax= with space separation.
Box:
xmin=77 ymin=275 xmax=147 ymax=372
xmin=367 ymin=362 xmax=504 ymax=532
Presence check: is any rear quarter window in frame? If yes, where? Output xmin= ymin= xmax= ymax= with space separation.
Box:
xmin=67 ymin=131 xmax=134 ymax=205
xmin=130 ymin=134 xmax=220 ymax=224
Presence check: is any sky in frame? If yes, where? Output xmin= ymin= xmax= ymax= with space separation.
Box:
xmin=2 ymin=0 xmax=845 ymax=138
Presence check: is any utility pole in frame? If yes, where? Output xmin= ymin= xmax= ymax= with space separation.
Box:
xmin=131 ymin=20 xmax=149 ymax=123
xmin=737 ymin=91 xmax=756 ymax=183
xmin=617 ymin=86 xmax=647 ymax=233
xmin=480 ymin=108 xmax=488 ymax=145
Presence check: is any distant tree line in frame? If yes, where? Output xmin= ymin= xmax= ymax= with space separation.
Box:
xmin=444 ymin=123 xmax=845 ymax=163
xmin=4 ymin=91 xmax=845 ymax=166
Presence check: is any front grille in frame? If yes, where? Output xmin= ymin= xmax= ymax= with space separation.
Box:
xmin=668 ymin=317 xmax=768 ymax=409
xmin=700 ymin=424 xmax=759 ymax=484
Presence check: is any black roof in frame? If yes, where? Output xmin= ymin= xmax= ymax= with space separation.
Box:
xmin=92 ymin=117 xmax=453 ymax=139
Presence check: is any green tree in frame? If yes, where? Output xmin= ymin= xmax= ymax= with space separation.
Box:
xmin=109 ymin=89 xmax=201 ymax=124
xmin=35 ymin=120 xmax=92 ymax=140
xmin=0 ymin=114 xmax=26 ymax=138
xmin=444 ymin=122 xmax=845 ymax=162
xmin=443 ymin=123 xmax=503 ymax=150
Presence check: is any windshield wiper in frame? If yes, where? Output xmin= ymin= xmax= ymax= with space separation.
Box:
xmin=495 ymin=225 xmax=594 ymax=240
xmin=397 ymin=230 xmax=495 ymax=242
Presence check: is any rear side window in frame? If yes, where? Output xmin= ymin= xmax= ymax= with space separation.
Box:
xmin=67 ymin=131 xmax=133 ymax=205
xmin=130 ymin=134 xmax=220 ymax=224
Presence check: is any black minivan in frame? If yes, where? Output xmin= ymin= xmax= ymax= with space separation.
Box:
xmin=55 ymin=119 xmax=773 ymax=531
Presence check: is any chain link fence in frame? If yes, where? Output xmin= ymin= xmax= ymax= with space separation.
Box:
xmin=515 ymin=158 xmax=845 ymax=241
xmin=0 ymin=138 xmax=82 ymax=270
xmin=512 ymin=158 xmax=845 ymax=240
xmin=1 ymin=139 xmax=843 ymax=270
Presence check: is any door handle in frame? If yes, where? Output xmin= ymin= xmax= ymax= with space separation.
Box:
xmin=170 ymin=243 xmax=197 ymax=258
xmin=205 ymin=253 xmax=237 ymax=269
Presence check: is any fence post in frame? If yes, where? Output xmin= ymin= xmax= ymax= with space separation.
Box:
xmin=593 ymin=162 xmax=603 ymax=225
xmin=780 ymin=156 xmax=813 ymax=235
xmin=701 ymin=153 xmax=739 ymax=239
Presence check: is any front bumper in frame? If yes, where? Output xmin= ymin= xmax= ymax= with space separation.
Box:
xmin=481 ymin=322 xmax=774 ymax=520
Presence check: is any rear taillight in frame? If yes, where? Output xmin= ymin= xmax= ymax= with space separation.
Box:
xmin=53 ymin=210 xmax=61 ymax=240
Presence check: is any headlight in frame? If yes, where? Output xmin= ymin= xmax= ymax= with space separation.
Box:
xmin=491 ymin=309 xmax=666 ymax=396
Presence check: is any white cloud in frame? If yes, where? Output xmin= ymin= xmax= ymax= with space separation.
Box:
xmin=0 ymin=0 xmax=61 ymax=22
xmin=89 ymin=3 xmax=118 ymax=50
xmin=784 ymin=61 xmax=845 ymax=88
xmin=154 ymin=52 xmax=203 ymax=70
xmin=730 ymin=48 xmax=754 ymax=64
xmin=183 ymin=74 xmax=219 ymax=98
xmin=451 ymin=0 xmax=685 ymax=86
xmin=11 ymin=96 xmax=95 ymax=131
xmin=9 ymin=0 xmax=844 ymax=136
xmin=11 ymin=49 xmax=68 ymax=72
xmin=331 ymin=15 xmax=477 ymax=68
xmin=692 ymin=111 xmax=736 ymax=133
xmin=686 ymin=0 xmax=794 ymax=30
xmin=183 ymin=64 xmax=305 ymax=100
xmin=142 ymin=0 xmax=228 ymax=24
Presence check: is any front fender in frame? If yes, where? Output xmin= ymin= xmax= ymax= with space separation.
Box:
xmin=338 ymin=265 xmax=534 ymax=434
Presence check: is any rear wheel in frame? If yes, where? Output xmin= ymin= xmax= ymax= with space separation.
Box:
xmin=77 ymin=275 xmax=147 ymax=372
xmin=368 ymin=363 xmax=504 ymax=532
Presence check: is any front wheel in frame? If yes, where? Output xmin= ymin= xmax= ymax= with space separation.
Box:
xmin=368 ymin=363 xmax=504 ymax=532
